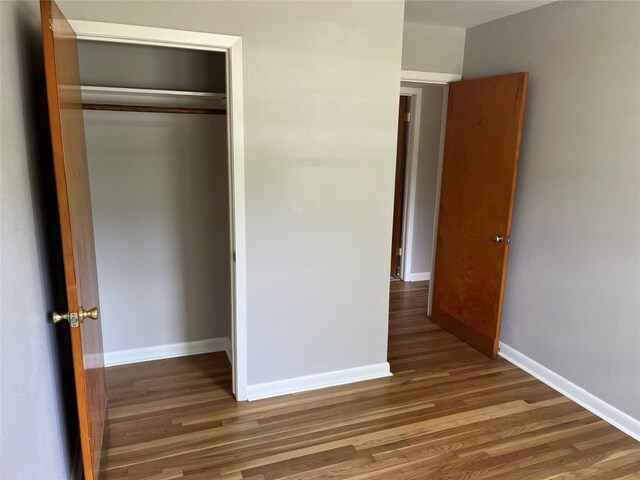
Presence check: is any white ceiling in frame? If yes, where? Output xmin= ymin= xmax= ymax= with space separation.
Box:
xmin=404 ymin=1 xmax=556 ymax=28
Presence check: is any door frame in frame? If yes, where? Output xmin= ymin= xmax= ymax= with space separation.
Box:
xmin=397 ymin=87 xmax=421 ymax=281
xmin=399 ymin=70 xmax=461 ymax=316
xmin=69 ymin=20 xmax=248 ymax=400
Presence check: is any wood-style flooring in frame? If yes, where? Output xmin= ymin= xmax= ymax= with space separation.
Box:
xmin=100 ymin=281 xmax=640 ymax=479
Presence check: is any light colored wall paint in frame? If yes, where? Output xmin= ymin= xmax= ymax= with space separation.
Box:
xmin=402 ymin=82 xmax=444 ymax=276
xmin=464 ymin=0 xmax=640 ymax=419
xmin=84 ymin=111 xmax=231 ymax=353
xmin=0 ymin=1 xmax=76 ymax=477
xmin=78 ymin=40 xmax=227 ymax=93
xmin=58 ymin=0 xmax=405 ymax=385
xmin=402 ymin=21 xmax=465 ymax=74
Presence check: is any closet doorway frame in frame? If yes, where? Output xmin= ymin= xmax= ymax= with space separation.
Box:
xmin=70 ymin=20 xmax=248 ymax=400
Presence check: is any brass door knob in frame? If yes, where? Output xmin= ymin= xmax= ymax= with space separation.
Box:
xmin=51 ymin=308 xmax=98 ymax=327
xmin=51 ymin=311 xmax=79 ymax=327
xmin=79 ymin=307 xmax=99 ymax=322
xmin=492 ymin=235 xmax=511 ymax=244
xmin=52 ymin=312 xmax=69 ymax=323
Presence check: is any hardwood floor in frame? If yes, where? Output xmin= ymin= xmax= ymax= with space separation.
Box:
xmin=100 ymin=281 xmax=640 ymax=479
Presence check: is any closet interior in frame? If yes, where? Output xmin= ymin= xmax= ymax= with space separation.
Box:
xmin=77 ymin=40 xmax=233 ymax=377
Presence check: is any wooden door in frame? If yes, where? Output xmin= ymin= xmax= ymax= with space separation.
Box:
xmin=391 ymin=96 xmax=410 ymax=277
xmin=431 ymin=73 xmax=528 ymax=359
xmin=40 ymin=1 xmax=107 ymax=478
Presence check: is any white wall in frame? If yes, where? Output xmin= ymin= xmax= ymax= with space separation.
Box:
xmin=401 ymin=83 xmax=444 ymax=278
xmin=84 ymin=112 xmax=231 ymax=354
xmin=58 ymin=0 xmax=405 ymax=386
xmin=78 ymin=40 xmax=226 ymax=93
xmin=1 ymin=1 xmax=77 ymax=477
xmin=464 ymin=1 xmax=640 ymax=420
xmin=78 ymin=42 xmax=231 ymax=357
xmin=402 ymin=21 xmax=465 ymax=74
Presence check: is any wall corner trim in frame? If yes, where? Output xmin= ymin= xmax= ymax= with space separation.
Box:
xmin=499 ymin=342 xmax=640 ymax=442
xmin=246 ymin=363 xmax=392 ymax=401
xmin=404 ymin=272 xmax=431 ymax=282
xmin=401 ymin=70 xmax=462 ymax=84
xmin=104 ymin=337 xmax=229 ymax=367
xmin=224 ymin=336 xmax=232 ymax=365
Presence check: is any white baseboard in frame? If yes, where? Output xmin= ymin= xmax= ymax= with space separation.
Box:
xmin=499 ymin=342 xmax=640 ymax=442
xmin=247 ymin=362 xmax=392 ymax=401
xmin=104 ymin=337 xmax=231 ymax=367
xmin=404 ymin=272 xmax=431 ymax=282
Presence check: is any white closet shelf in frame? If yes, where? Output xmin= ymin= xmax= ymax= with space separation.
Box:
xmin=80 ymin=85 xmax=227 ymax=110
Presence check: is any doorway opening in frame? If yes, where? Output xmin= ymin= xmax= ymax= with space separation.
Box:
xmin=387 ymin=74 xmax=450 ymax=374
xmin=79 ymin=40 xmax=233 ymax=375
xmin=388 ymin=71 xmax=529 ymax=365
xmin=69 ymin=20 xmax=247 ymax=401
xmin=390 ymin=83 xmax=447 ymax=286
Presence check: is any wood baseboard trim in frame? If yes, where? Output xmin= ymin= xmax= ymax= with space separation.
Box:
xmin=499 ymin=342 xmax=640 ymax=442
xmin=404 ymin=272 xmax=431 ymax=282
xmin=104 ymin=337 xmax=231 ymax=367
xmin=246 ymin=363 xmax=392 ymax=401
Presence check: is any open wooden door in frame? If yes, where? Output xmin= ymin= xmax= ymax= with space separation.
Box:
xmin=431 ymin=73 xmax=528 ymax=359
xmin=40 ymin=1 xmax=107 ymax=478
xmin=391 ymin=96 xmax=410 ymax=277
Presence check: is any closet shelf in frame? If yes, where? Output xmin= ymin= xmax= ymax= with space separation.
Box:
xmin=80 ymin=85 xmax=227 ymax=112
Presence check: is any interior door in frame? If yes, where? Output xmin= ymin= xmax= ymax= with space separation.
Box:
xmin=431 ymin=72 xmax=528 ymax=359
xmin=40 ymin=1 xmax=107 ymax=478
xmin=391 ymin=95 xmax=410 ymax=277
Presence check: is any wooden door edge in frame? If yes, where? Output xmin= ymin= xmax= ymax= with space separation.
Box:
xmin=492 ymin=72 xmax=529 ymax=360
xmin=40 ymin=1 xmax=101 ymax=478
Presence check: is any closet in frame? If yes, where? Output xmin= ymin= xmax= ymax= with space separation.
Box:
xmin=76 ymin=40 xmax=233 ymax=371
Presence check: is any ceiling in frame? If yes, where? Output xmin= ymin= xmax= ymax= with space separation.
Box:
xmin=404 ymin=1 xmax=556 ymax=28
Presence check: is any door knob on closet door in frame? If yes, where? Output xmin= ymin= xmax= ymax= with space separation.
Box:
xmin=52 ymin=311 xmax=71 ymax=324
xmin=492 ymin=235 xmax=511 ymax=244
xmin=51 ymin=308 xmax=97 ymax=327
xmin=79 ymin=307 xmax=99 ymax=322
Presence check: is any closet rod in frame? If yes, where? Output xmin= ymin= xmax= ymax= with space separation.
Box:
xmin=82 ymin=103 xmax=226 ymax=115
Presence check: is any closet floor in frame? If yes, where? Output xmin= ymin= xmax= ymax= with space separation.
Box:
xmin=100 ymin=281 xmax=640 ymax=479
